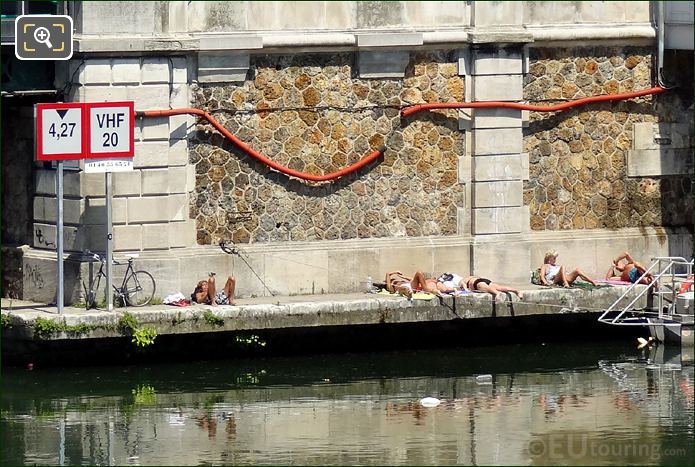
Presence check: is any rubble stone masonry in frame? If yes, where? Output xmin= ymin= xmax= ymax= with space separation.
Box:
xmin=190 ymin=51 xmax=464 ymax=245
xmin=190 ymin=46 xmax=691 ymax=245
xmin=523 ymin=46 xmax=692 ymax=231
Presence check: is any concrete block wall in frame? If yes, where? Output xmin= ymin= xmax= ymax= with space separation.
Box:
xmin=465 ymin=47 xmax=529 ymax=280
xmin=21 ymin=226 xmax=692 ymax=304
xmin=77 ymin=1 xmax=472 ymax=35
xmin=38 ymin=57 xmax=196 ymax=254
xmin=457 ymin=3 xmax=532 ymax=283
xmin=523 ymin=1 xmax=650 ymax=25
xmin=75 ymin=2 xmax=649 ymax=37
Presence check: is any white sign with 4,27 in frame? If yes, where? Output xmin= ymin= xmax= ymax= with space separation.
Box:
xmin=38 ymin=106 xmax=83 ymax=157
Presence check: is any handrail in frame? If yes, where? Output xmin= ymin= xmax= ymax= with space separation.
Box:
xmin=598 ymin=256 xmax=694 ymax=325
xmin=598 ymin=259 xmax=663 ymax=324
xmin=654 ymin=257 xmax=693 ymax=319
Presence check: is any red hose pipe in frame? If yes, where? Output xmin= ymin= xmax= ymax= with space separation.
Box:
xmin=401 ymin=86 xmax=667 ymax=118
xmin=138 ymin=108 xmax=385 ymax=183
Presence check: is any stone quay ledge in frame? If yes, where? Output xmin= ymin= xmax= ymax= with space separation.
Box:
xmin=1 ymin=285 xmax=647 ymax=356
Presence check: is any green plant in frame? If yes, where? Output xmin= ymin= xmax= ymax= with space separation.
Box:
xmin=149 ymin=296 xmax=163 ymax=305
xmin=203 ymin=309 xmax=224 ymax=327
xmin=132 ymin=384 xmax=156 ymax=404
xmin=1 ymin=312 xmax=12 ymax=329
xmin=117 ymin=312 xmax=139 ymax=335
xmin=32 ymin=317 xmax=90 ymax=339
xmin=117 ymin=312 xmax=157 ymax=348
xmin=132 ymin=325 xmax=157 ymax=347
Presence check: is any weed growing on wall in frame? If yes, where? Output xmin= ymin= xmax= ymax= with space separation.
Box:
xmin=32 ymin=318 xmax=91 ymax=339
xmin=117 ymin=312 xmax=139 ymax=335
xmin=1 ymin=312 xmax=12 ymax=329
xmin=132 ymin=326 xmax=157 ymax=347
xmin=203 ymin=310 xmax=225 ymax=327
xmin=117 ymin=312 xmax=157 ymax=348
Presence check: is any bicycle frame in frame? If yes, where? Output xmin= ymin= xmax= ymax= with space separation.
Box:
xmin=85 ymin=255 xmax=137 ymax=306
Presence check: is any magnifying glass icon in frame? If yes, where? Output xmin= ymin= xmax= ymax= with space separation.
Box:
xmin=33 ymin=27 xmax=53 ymax=49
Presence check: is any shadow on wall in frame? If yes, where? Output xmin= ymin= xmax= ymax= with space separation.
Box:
xmin=1 ymin=96 xmax=39 ymax=246
xmin=658 ymin=48 xmax=694 ymax=258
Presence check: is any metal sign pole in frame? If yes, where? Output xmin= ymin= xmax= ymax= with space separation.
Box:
xmin=106 ymin=172 xmax=113 ymax=311
xmin=56 ymin=161 xmax=64 ymax=314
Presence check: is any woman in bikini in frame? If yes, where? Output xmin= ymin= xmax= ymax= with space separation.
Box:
xmin=540 ymin=250 xmax=599 ymax=288
xmin=605 ymin=251 xmax=656 ymax=287
xmin=461 ymin=276 xmax=524 ymax=300
xmin=385 ymin=270 xmax=442 ymax=298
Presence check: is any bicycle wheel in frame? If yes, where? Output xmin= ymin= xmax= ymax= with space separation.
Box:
xmin=123 ymin=271 xmax=156 ymax=307
xmin=83 ymin=274 xmax=105 ymax=310
xmin=82 ymin=281 xmax=94 ymax=309
xmin=91 ymin=274 xmax=107 ymax=311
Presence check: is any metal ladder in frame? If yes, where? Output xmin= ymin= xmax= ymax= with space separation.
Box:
xmin=598 ymin=256 xmax=693 ymax=326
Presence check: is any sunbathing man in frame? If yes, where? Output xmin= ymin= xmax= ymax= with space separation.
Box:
xmin=461 ymin=275 xmax=524 ymax=300
xmin=385 ymin=270 xmax=442 ymax=299
xmin=540 ymin=249 xmax=599 ymax=288
xmin=605 ymin=251 xmax=657 ymax=287
xmin=192 ymin=273 xmax=236 ymax=306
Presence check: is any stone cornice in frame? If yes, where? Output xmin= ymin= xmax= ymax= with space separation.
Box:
xmin=73 ymin=23 xmax=655 ymax=54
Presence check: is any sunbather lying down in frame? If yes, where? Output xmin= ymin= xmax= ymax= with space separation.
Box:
xmin=385 ymin=270 xmax=442 ymax=299
xmin=461 ymin=275 xmax=524 ymax=300
xmin=437 ymin=272 xmax=524 ymax=300
xmin=605 ymin=251 xmax=657 ymax=288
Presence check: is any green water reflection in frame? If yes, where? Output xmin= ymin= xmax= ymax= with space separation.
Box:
xmin=2 ymin=342 xmax=693 ymax=465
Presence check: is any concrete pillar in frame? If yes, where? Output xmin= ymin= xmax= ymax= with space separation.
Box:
xmin=464 ymin=4 xmax=532 ymax=283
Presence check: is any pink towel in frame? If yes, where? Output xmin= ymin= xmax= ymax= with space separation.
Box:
xmin=601 ymin=279 xmax=631 ymax=285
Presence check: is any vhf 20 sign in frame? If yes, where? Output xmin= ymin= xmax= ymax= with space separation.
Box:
xmin=36 ymin=102 xmax=134 ymax=160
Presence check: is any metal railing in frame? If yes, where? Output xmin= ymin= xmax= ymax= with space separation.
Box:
xmin=598 ymin=256 xmax=693 ymax=326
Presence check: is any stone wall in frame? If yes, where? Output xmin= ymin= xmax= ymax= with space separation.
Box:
xmin=190 ymin=51 xmax=465 ymax=245
xmin=523 ymin=46 xmax=693 ymax=231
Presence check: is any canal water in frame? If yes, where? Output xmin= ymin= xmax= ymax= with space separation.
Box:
xmin=2 ymin=341 xmax=693 ymax=466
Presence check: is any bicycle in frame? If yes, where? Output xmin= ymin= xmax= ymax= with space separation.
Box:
xmin=81 ymin=250 xmax=156 ymax=309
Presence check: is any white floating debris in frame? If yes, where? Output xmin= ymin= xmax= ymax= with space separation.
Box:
xmin=420 ymin=397 xmax=441 ymax=407
xmin=476 ymin=374 xmax=493 ymax=384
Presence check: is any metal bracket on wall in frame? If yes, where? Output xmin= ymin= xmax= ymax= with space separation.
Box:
xmin=218 ymin=211 xmax=253 ymax=225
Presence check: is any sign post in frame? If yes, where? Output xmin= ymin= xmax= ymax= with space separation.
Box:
xmin=85 ymin=102 xmax=135 ymax=311
xmin=36 ymin=101 xmax=134 ymax=313
xmin=36 ymin=102 xmax=85 ymax=314
xmin=106 ymin=173 xmax=113 ymax=311
xmin=56 ymin=161 xmax=63 ymax=313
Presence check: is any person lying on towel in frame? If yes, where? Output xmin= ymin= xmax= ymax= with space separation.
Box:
xmin=385 ymin=270 xmax=446 ymax=299
xmin=437 ymin=272 xmax=524 ymax=300
xmin=461 ymin=275 xmax=524 ymax=300
xmin=605 ymin=251 xmax=657 ymax=288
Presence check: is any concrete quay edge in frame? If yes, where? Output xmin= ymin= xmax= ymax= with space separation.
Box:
xmin=1 ymin=285 xmax=646 ymax=342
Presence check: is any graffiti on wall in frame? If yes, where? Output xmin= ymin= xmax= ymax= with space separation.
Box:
xmin=35 ymin=227 xmax=56 ymax=248
xmin=23 ymin=264 xmax=45 ymax=289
